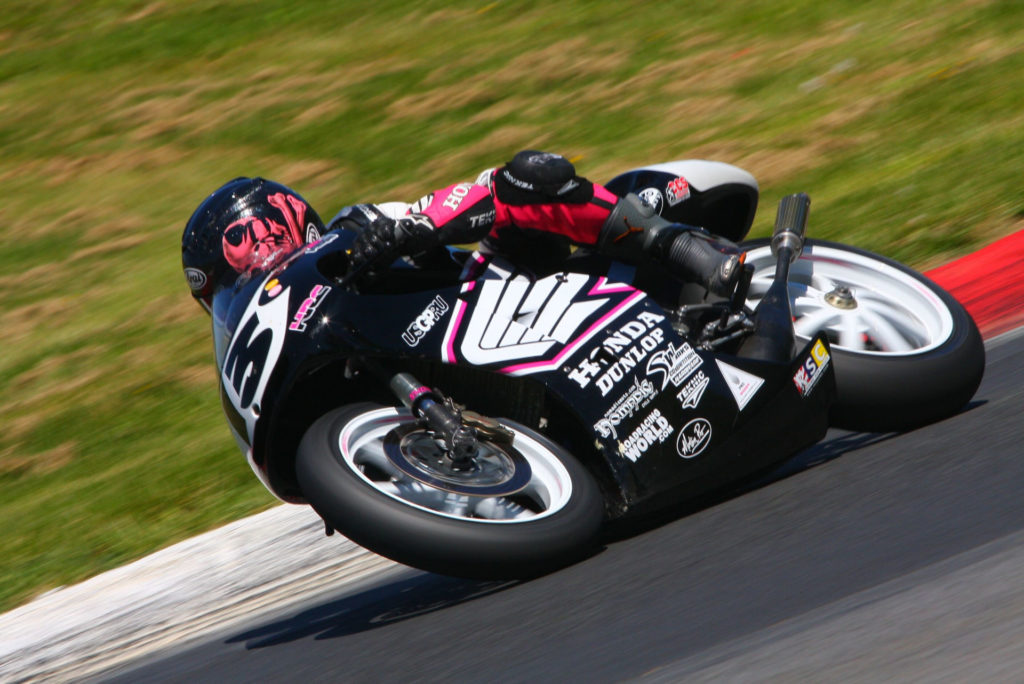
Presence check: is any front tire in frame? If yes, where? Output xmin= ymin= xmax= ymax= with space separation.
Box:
xmin=742 ymin=239 xmax=985 ymax=432
xmin=296 ymin=403 xmax=605 ymax=578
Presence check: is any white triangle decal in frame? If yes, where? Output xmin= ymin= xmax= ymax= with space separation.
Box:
xmin=715 ymin=360 xmax=764 ymax=411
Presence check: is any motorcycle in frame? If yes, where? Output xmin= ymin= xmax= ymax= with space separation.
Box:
xmin=211 ymin=160 xmax=985 ymax=578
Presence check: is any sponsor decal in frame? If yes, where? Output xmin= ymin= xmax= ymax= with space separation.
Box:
xmin=715 ymin=360 xmax=764 ymax=411
xmin=304 ymin=232 xmax=339 ymax=255
xmin=666 ymin=176 xmax=691 ymax=206
xmin=185 ymin=267 xmax=207 ymax=291
xmin=402 ymin=295 xmax=451 ymax=347
xmin=593 ymin=377 xmax=658 ymax=439
xmin=676 ymin=370 xmax=710 ymax=410
xmin=442 ymin=183 xmax=472 ymax=211
xmin=638 ymin=187 xmax=664 ymax=215
xmin=289 ymin=284 xmax=331 ymax=332
xmin=568 ymin=311 xmax=667 ymax=396
xmin=264 ymin=278 xmax=283 ymax=298
xmin=502 ymin=168 xmax=535 ymax=191
xmin=454 ymin=272 xmax=642 ymax=370
xmin=305 ymin=223 xmax=321 ymax=243
xmin=557 ymin=179 xmax=580 ymax=195
xmin=646 ymin=342 xmax=702 ymax=390
xmin=620 ymin=408 xmax=674 ymax=463
xmin=793 ymin=339 xmax=832 ymax=397
xmin=676 ymin=417 xmax=712 ymax=459
xmin=468 ymin=209 xmax=496 ymax=228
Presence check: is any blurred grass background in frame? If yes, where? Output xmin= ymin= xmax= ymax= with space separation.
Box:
xmin=1 ymin=0 xmax=1021 ymax=611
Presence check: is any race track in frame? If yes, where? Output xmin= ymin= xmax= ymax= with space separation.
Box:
xmin=98 ymin=327 xmax=1024 ymax=683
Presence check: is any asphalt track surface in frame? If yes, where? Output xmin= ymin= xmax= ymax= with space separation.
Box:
xmin=97 ymin=326 xmax=1024 ymax=683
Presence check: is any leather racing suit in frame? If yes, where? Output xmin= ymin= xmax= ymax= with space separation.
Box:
xmin=332 ymin=150 xmax=741 ymax=295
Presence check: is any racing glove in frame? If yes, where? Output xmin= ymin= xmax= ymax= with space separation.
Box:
xmin=348 ymin=214 xmax=437 ymax=270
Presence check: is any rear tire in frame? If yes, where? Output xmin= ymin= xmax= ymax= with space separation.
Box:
xmin=741 ymin=239 xmax=984 ymax=432
xmin=296 ymin=403 xmax=604 ymax=578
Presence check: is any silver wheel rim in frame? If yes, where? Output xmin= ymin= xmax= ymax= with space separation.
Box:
xmin=338 ymin=408 xmax=574 ymax=523
xmin=744 ymin=244 xmax=955 ymax=356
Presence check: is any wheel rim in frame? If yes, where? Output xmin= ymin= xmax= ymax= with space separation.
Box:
xmin=338 ymin=408 xmax=575 ymax=523
xmin=744 ymin=244 xmax=955 ymax=356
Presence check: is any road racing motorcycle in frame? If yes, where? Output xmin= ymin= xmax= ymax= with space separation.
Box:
xmin=212 ymin=160 xmax=985 ymax=577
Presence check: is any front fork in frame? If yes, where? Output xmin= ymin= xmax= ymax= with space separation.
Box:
xmin=388 ymin=372 xmax=515 ymax=465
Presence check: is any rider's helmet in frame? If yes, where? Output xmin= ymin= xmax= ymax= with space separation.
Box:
xmin=182 ymin=177 xmax=324 ymax=311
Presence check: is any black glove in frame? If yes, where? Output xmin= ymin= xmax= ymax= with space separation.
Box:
xmin=349 ymin=214 xmax=437 ymax=271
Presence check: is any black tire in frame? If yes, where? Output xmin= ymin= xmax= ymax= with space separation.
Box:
xmin=296 ymin=403 xmax=605 ymax=578
xmin=740 ymin=239 xmax=985 ymax=432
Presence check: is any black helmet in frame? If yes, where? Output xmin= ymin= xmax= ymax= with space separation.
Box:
xmin=182 ymin=177 xmax=324 ymax=310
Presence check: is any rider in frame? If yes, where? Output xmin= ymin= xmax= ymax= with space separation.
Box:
xmin=181 ymin=150 xmax=742 ymax=311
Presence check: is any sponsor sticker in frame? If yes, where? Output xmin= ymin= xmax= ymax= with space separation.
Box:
xmin=676 ymin=417 xmax=712 ymax=459
xmin=289 ymin=284 xmax=330 ymax=332
xmin=402 ymin=295 xmax=451 ymax=347
xmin=620 ymin=408 xmax=674 ymax=463
xmin=646 ymin=342 xmax=702 ymax=390
xmin=264 ymin=278 xmax=283 ymax=298
xmin=304 ymin=232 xmax=339 ymax=255
xmin=593 ymin=377 xmax=659 ymax=439
xmin=442 ymin=183 xmax=472 ymax=211
xmin=185 ymin=267 xmax=207 ymax=292
xmin=568 ymin=311 xmax=666 ymax=396
xmin=715 ymin=360 xmax=764 ymax=411
xmin=502 ymin=168 xmax=534 ymax=191
xmin=457 ymin=272 xmax=641 ymax=369
xmin=676 ymin=370 xmax=710 ymax=410
xmin=638 ymin=187 xmax=664 ymax=215
xmin=468 ymin=209 xmax=496 ymax=228
xmin=666 ymin=176 xmax=691 ymax=206
xmin=793 ymin=339 xmax=832 ymax=397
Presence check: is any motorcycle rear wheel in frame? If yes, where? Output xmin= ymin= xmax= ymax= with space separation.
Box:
xmin=296 ymin=403 xmax=604 ymax=578
xmin=741 ymin=239 xmax=984 ymax=432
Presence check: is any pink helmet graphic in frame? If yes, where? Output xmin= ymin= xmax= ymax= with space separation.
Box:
xmin=222 ymin=192 xmax=308 ymax=273
xmin=182 ymin=178 xmax=325 ymax=310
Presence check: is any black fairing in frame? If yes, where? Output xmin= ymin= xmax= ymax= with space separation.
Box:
xmin=214 ymin=228 xmax=834 ymax=514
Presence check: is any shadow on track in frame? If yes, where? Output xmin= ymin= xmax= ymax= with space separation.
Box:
xmin=226 ymin=405 xmax=988 ymax=651
xmin=225 ymin=574 xmax=518 ymax=649
xmin=603 ymin=429 xmax=900 ymax=543
xmin=604 ymin=399 xmax=986 ymax=543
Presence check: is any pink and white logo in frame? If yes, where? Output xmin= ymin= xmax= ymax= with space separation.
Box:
xmin=441 ymin=273 xmax=645 ymax=376
xmin=289 ymin=284 xmax=330 ymax=332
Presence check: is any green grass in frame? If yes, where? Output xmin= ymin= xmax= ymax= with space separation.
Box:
xmin=1 ymin=0 xmax=1022 ymax=611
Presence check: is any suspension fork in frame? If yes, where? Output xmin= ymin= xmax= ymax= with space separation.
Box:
xmin=389 ymin=372 xmax=479 ymax=464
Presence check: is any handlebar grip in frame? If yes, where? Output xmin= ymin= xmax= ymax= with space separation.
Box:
xmin=772 ymin=193 xmax=810 ymax=261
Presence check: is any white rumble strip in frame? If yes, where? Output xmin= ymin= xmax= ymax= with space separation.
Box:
xmin=0 ymin=505 xmax=399 ymax=683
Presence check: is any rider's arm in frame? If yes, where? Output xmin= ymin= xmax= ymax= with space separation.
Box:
xmin=414 ymin=151 xmax=619 ymax=247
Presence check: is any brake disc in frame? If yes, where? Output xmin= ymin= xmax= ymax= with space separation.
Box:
xmin=382 ymin=422 xmax=531 ymax=497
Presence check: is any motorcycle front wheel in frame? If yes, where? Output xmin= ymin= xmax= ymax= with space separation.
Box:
xmin=742 ymin=239 xmax=984 ymax=432
xmin=296 ymin=403 xmax=605 ymax=578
